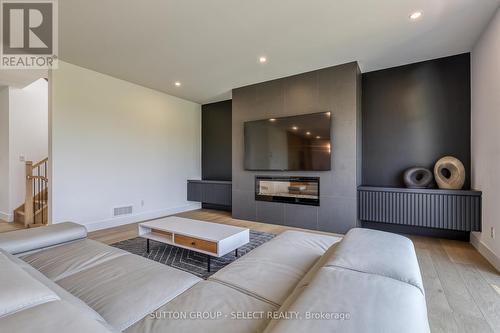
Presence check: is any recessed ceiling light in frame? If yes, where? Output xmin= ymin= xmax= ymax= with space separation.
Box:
xmin=259 ymin=56 xmax=267 ymax=63
xmin=306 ymin=132 xmax=311 ymax=135
xmin=174 ymin=81 xmax=181 ymax=87
xmin=269 ymin=118 xmax=276 ymax=122
xmin=316 ymin=136 xmax=321 ymax=139
xmin=409 ymin=11 xmax=423 ymax=20
xmin=292 ymin=126 xmax=298 ymax=131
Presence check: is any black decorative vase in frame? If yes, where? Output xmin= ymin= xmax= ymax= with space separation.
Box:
xmin=403 ymin=167 xmax=434 ymax=189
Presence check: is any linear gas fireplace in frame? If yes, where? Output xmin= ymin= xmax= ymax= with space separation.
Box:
xmin=255 ymin=176 xmax=320 ymax=206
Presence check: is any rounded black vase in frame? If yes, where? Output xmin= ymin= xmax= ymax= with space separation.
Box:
xmin=403 ymin=167 xmax=433 ymax=189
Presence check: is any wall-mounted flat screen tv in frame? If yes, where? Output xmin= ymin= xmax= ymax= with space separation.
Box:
xmin=244 ymin=112 xmax=332 ymax=171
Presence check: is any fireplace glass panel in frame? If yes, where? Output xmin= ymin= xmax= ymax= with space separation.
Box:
xmin=255 ymin=177 xmax=320 ymax=206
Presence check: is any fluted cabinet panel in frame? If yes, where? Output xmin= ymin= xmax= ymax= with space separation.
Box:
xmin=358 ymin=187 xmax=481 ymax=232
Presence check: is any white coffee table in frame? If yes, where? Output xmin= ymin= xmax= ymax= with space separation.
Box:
xmin=138 ymin=216 xmax=250 ymax=271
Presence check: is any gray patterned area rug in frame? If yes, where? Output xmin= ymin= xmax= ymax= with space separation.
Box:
xmin=111 ymin=230 xmax=275 ymax=279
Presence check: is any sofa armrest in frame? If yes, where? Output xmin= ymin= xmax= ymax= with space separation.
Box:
xmin=0 ymin=222 xmax=87 ymax=255
xmin=324 ymin=228 xmax=424 ymax=295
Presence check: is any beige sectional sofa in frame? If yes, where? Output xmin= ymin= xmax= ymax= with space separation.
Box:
xmin=0 ymin=222 xmax=430 ymax=333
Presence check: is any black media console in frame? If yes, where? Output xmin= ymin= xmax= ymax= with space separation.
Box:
xmin=187 ymin=180 xmax=232 ymax=210
xmin=358 ymin=186 xmax=482 ymax=232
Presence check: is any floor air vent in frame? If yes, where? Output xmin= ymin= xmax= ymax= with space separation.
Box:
xmin=113 ymin=205 xmax=133 ymax=217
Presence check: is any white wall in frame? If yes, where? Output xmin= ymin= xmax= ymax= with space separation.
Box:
xmin=50 ymin=62 xmax=201 ymax=231
xmin=0 ymin=87 xmax=10 ymax=221
xmin=471 ymin=7 xmax=500 ymax=272
xmin=9 ymin=79 xmax=49 ymax=212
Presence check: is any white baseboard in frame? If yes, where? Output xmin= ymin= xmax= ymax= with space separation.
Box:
xmin=470 ymin=232 xmax=500 ymax=272
xmin=83 ymin=203 xmax=202 ymax=232
xmin=0 ymin=211 xmax=13 ymax=222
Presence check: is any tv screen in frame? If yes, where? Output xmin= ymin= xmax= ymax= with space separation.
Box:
xmin=244 ymin=112 xmax=332 ymax=171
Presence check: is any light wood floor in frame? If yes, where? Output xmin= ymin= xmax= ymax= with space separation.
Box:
xmin=0 ymin=220 xmax=24 ymax=233
xmin=2 ymin=209 xmax=500 ymax=332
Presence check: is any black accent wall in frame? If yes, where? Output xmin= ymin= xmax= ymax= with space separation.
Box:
xmin=202 ymin=100 xmax=232 ymax=181
xmin=362 ymin=53 xmax=471 ymax=189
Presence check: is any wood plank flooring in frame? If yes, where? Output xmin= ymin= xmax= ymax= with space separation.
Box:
xmin=0 ymin=220 xmax=24 ymax=233
xmin=410 ymin=235 xmax=500 ymax=332
xmin=2 ymin=209 xmax=499 ymax=332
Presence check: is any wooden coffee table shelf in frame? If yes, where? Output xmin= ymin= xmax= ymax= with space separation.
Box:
xmin=138 ymin=216 xmax=250 ymax=271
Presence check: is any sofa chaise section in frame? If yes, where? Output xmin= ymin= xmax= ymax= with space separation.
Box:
xmin=20 ymin=238 xmax=128 ymax=281
xmin=5 ymin=249 xmax=109 ymax=323
xmin=0 ymin=250 xmax=117 ymax=333
xmin=56 ymin=252 xmax=201 ymax=331
xmin=1 ymin=222 xmax=202 ymax=331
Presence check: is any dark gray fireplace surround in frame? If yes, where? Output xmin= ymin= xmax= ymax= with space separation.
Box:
xmin=232 ymin=62 xmax=362 ymax=234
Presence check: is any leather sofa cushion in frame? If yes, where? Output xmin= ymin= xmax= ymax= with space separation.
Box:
xmin=210 ymin=231 xmax=341 ymax=306
xmin=56 ymin=253 xmax=201 ymax=331
xmin=325 ymin=228 xmax=424 ymax=294
xmin=21 ymin=238 xmax=128 ymax=281
xmin=267 ymin=266 xmax=430 ymax=333
xmin=0 ymin=251 xmax=59 ymax=317
xmin=125 ymin=280 xmax=277 ymax=333
xmin=0 ymin=222 xmax=87 ymax=255
xmin=262 ymin=243 xmax=341 ymax=333
xmin=0 ymin=300 xmax=119 ymax=333
xmin=3 ymin=249 xmax=106 ymax=323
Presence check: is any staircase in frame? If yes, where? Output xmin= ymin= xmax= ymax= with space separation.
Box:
xmin=13 ymin=158 xmax=48 ymax=228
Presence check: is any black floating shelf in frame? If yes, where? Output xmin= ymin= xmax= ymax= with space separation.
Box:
xmin=187 ymin=180 xmax=232 ymax=207
xmin=358 ymin=186 xmax=482 ymax=232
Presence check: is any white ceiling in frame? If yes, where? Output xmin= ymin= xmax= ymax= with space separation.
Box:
xmin=58 ymin=0 xmax=499 ymax=104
